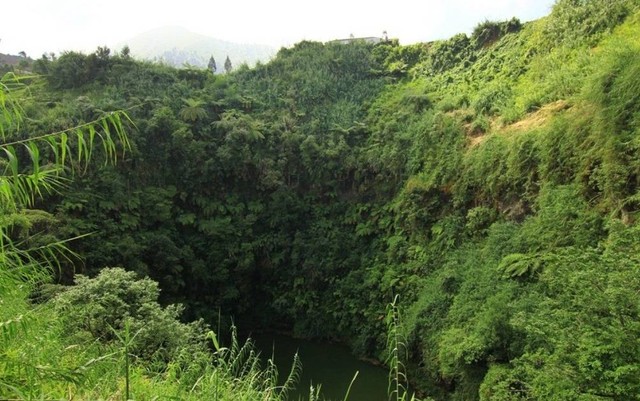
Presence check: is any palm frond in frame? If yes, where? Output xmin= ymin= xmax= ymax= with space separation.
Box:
xmin=0 ymin=71 xmax=132 ymax=399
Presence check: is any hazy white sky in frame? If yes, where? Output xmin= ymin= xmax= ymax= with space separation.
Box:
xmin=2 ymin=0 xmax=556 ymax=57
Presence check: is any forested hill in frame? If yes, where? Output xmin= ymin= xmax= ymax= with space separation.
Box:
xmin=120 ymin=26 xmax=276 ymax=68
xmin=9 ymin=0 xmax=640 ymax=399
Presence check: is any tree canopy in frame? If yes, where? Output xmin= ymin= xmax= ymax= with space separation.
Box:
xmin=3 ymin=1 xmax=640 ymax=399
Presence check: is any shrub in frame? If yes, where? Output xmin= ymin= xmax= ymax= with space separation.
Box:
xmin=427 ymin=34 xmax=473 ymax=74
xmin=472 ymin=83 xmax=511 ymax=116
xmin=54 ymin=267 xmax=207 ymax=370
xmin=472 ymin=18 xmax=522 ymax=49
xmin=544 ymin=0 xmax=636 ymax=46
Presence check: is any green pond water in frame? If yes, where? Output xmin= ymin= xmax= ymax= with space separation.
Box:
xmin=252 ymin=333 xmax=392 ymax=401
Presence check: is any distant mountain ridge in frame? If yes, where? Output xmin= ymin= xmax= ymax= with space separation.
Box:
xmin=0 ymin=53 xmax=26 ymax=66
xmin=120 ymin=26 xmax=276 ymax=69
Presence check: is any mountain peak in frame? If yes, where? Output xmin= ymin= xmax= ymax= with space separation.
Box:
xmin=120 ymin=26 xmax=276 ymax=68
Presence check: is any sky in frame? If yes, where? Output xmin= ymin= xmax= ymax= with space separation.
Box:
xmin=2 ymin=0 xmax=556 ymax=57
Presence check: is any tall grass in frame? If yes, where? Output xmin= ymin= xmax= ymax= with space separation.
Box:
xmin=386 ymin=295 xmax=425 ymax=401
xmin=1 ymin=285 xmax=305 ymax=401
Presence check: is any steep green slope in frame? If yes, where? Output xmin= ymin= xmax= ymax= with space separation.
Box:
xmin=366 ymin=1 xmax=640 ymax=398
xmin=6 ymin=0 xmax=640 ymax=399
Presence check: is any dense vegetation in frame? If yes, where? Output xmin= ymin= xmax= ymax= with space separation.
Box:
xmin=3 ymin=0 xmax=640 ymax=399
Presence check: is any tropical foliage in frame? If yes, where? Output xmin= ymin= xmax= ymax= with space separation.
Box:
xmin=3 ymin=0 xmax=640 ymax=399
xmin=0 ymin=71 xmax=299 ymax=400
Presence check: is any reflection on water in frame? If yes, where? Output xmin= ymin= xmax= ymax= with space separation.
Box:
xmin=252 ymin=333 xmax=389 ymax=401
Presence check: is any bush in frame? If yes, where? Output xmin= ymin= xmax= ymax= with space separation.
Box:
xmin=54 ymin=267 xmax=207 ymax=370
xmin=427 ymin=34 xmax=473 ymax=74
xmin=472 ymin=18 xmax=522 ymax=49
xmin=544 ymin=0 xmax=636 ymax=46
xmin=472 ymin=83 xmax=511 ymax=116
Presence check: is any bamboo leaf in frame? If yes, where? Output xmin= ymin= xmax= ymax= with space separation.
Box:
xmin=87 ymin=124 xmax=95 ymax=162
xmin=60 ymin=132 xmax=67 ymax=166
xmin=3 ymin=145 xmax=18 ymax=176
xmin=26 ymin=141 xmax=40 ymax=178
xmin=75 ymin=128 xmax=87 ymax=170
xmin=46 ymin=135 xmax=60 ymax=166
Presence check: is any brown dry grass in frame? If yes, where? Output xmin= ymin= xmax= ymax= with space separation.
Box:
xmin=467 ymin=100 xmax=571 ymax=147
xmin=504 ymin=100 xmax=570 ymax=132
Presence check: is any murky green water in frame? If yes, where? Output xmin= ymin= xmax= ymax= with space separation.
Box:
xmin=252 ymin=333 xmax=390 ymax=401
